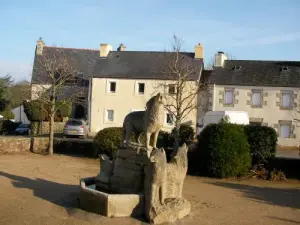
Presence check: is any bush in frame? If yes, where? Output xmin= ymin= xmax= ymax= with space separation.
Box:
xmin=23 ymin=100 xmax=72 ymax=122
xmin=197 ymin=123 xmax=252 ymax=178
xmin=0 ymin=108 xmax=14 ymax=120
xmin=170 ymin=124 xmax=195 ymax=146
xmin=93 ymin=127 xmax=172 ymax=158
xmin=93 ymin=127 xmax=124 ymax=158
xmin=244 ymin=125 xmax=277 ymax=165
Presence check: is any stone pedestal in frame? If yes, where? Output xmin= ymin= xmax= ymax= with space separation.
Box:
xmin=150 ymin=198 xmax=191 ymax=224
xmin=109 ymin=143 xmax=148 ymax=194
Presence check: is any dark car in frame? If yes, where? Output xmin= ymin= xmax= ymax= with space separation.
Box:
xmin=15 ymin=124 xmax=30 ymax=135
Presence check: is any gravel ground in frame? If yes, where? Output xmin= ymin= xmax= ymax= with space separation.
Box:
xmin=0 ymin=153 xmax=299 ymax=225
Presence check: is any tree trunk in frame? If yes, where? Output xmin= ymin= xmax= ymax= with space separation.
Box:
xmin=48 ymin=113 xmax=54 ymax=155
xmin=173 ymin=119 xmax=181 ymax=150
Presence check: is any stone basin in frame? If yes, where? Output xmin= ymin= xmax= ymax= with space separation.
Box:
xmin=79 ymin=177 xmax=144 ymax=217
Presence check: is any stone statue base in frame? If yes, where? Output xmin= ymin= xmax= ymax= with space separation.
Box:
xmin=109 ymin=143 xmax=148 ymax=194
xmin=150 ymin=198 xmax=191 ymax=224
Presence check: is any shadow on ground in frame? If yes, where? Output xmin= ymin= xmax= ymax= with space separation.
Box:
xmin=0 ymin=171 xmax=148 ymax=224
xmin=0 ymin=171 xmax=79 ymax=208
xmin=208 ymin=181 xmax=300 ymax=209
xmin=268 ymin=217 xmax=300 ymax=224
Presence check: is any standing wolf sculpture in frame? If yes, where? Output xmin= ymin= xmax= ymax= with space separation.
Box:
xmin=122 ymin=93 xmax=164 ymax=150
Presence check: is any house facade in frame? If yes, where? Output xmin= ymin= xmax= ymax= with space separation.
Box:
xmin=31 ymin=39 xmax=204 ymax=133
xmin=88 ymin=44 xmax=204 ymax=133
xmin=206 ymin=52 xmax=300 ymax=147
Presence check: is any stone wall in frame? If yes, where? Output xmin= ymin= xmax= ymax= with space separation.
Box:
xmin=40 ymin=122 xmax=66 ymax=134
xmin=0 ymin=137 xmax=31 ymax=153
xmin=31 ymin=122 xmax=66 ymax=135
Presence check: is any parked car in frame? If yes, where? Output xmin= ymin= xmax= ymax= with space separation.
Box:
xmin=15 ymin=124 xmax=31 ymax=135
xmin=63 ymin=119 xmax=88 ymax=138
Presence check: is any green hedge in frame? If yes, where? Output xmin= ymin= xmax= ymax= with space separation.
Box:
xmin=93 ymin=127 xmax=181 ymax=158
xmin=244 ymin=125 xmax=277 ymax=165
xmin=196 ymin=123 xmax=252 ymax=178
xmin=93 ymin=127 xmax=126 ymax=157
xmin=23 ymin=100 xmax=72 ymax=122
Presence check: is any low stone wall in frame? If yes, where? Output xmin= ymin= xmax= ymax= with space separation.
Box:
xmin=31 ymin=122 xmax=66 ymax=135
xmin=0 ymin=137 xmax=31 ymax=153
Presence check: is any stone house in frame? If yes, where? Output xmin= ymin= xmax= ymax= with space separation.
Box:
xmin=206 ymin=52 xmax=300 ymax=147
xmin=31 ymin=39 xmax=205 ymax=133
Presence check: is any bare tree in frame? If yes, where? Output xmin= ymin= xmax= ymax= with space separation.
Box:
xmin=204 ymin=52 xmax=236 ymax=70
xmin=31 ymin=48 xmax=85 ymax=155
xmin=153 ymin=35 xmax=206 ymax=147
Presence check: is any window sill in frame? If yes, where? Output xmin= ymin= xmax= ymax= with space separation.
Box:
xmin=250 ymin=105 xmax=263 ymax=108
xmin=279 ymin=107 xmax=292 ymax=110
xmin=223 ymin=103 xmax=234 ymax=107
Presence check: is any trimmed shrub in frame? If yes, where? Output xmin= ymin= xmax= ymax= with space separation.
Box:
xmin=0 ymin=108 xmax=14 ymax=120
xmin=170 ymin=124 xmax=195 ymax=146
xmin=93 ymin=127 xmax=172 ymax=157
xmin=93 ymin=127 xmax=124 ymax=157
xmin=23 ymin=100 xmax=72 ymax=122
xmin=244 ymin=125 xmax=277 ymax=165
xmin=197 ymin=123 xmax=252 ymax=178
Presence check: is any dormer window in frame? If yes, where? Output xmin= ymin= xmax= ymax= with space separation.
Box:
xmin=281 ymin=66 xmax=289 ymax=72
xmin=233 ymin=66 xmax=241 ymax=71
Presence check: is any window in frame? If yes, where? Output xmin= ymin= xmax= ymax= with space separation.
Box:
xmin=138 ymin=83 xmax=145 ymax=94
xmin=224 ymin=91 xmax=233 ymax=104
xmin=252 ymin=92 xmax=261 ymax=106
xmin=109 ymin=82 xmax=116 ymax=93
xmin=280 ymin=124 xmax=290 ymax=138
xmin=166 ymin=113 xmax=174 ymax=125
xmin=282 ymin=93 xmax=291 ymax=108
xmin=168 ymin=84 xmax=176 ymax=95
xmin=106 ymin=110 xmax=114 ymax=122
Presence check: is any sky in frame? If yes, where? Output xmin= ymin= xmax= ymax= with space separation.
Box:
xmin=0 ymin=0 xmax=300 ymax=82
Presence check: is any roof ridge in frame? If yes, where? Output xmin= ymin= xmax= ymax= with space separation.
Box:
xmin=226 ymin=59 xmax=300 ymax=63
xmin=110 ymin=50 xmax=194 ymax=54
xmin=45 ymin=46 xmax=99 ymax=52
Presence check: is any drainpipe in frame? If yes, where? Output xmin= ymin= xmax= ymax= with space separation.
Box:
xmin=87 ymin=77 xmax=92 ymax=133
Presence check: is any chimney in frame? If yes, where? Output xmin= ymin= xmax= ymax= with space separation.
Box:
xmin=214 ymin=51 xmax=228 ymax=67
xmin=194 ymin=43 xmax=204 ymax=59
xmin=100 ymin=44 xmax=113 ymax=57
xmin=117 ymin=43 xmax=126 ymax=51
xmin=36 ymin=37 xmax=45 ymax=55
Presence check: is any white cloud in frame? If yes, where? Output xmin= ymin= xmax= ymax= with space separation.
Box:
xmin=0 ymin=60 xmax=32 ymax=82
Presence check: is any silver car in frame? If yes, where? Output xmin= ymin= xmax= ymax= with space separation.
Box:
xmin=63 ymin=119 xmax=88 ymax=138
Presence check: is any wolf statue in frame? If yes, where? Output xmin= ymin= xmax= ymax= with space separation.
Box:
xmin=166 ymin=143 xmax=188 ymax=198
xmin=144 ymin=148 xmax=167 ymax=221
xmin=122 ymin=93 xmax=164 ymax=150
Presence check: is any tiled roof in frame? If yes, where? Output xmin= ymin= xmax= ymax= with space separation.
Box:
xmin=32 ymin=47 xmax=203 ymax=84
xmin=209 ymin=60 xmax=300 ymax=87
xmin=92 ymin=51 xmax=203 ymax=80
xmin=31 ymin=46 xmax=100 ymax=84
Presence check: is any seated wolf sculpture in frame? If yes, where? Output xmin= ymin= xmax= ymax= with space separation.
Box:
xmin=122 ymin=93 xmax=164 ymax=150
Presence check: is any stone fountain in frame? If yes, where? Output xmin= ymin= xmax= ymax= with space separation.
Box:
xmin=79 ymin=93 xmax=190 ymax=224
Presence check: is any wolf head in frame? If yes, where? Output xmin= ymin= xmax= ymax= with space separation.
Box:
xmin=146 ymin=93 xmax=163 ymax=109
